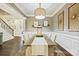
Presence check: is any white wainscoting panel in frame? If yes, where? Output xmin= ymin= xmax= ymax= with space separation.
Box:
xmin=54 ymin=32 xmax=79 ymax=56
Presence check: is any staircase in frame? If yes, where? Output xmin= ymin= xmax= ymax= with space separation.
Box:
xmin=0 ymin=18 xmax=14 ymax=43
xmin=0 ymin=18 xmax=14 ymax=36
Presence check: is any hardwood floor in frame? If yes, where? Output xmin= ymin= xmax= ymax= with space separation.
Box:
xmin=0 ymin=36 xmax=72 ymax=56
xmin=17 ymin=45 xmax=65 ymax=56
xmin=0 ymin=36 xmax=22 ymax=56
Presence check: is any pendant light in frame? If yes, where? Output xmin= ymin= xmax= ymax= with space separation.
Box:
xmin=34 ymin=3 xmax=46 ymax=19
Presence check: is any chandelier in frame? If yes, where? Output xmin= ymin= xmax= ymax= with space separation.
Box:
xmin=34 ymin=3 xmax=46 ymax=19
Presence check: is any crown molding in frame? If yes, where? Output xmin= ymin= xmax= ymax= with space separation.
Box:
xmin=5 ymin=3 xmax=27 ymax=19
xmin=7 ymin=3 xmax=66 ymax=18
xmin=17 ymin=3 xmax=66 ymax=17
xmin=51 ymin=3 xmax=66 ymax=17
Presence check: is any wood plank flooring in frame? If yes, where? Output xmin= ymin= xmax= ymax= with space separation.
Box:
xmin=0 ymin=36 xmax=22 ymax=56
xmin=0 ymin=35 xmax=72 ymax=56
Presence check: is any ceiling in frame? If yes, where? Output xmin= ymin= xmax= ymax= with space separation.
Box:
xmin=14 ymin=3 xmax=65 ymax=17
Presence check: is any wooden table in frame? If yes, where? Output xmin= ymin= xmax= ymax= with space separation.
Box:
xmin=31 ymin=37 xmax=48 ymax=56
xmin=25 ymin=35 xmax=57 ymax=56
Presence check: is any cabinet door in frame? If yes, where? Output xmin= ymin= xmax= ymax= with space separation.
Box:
xmin=0 ymin=32 xmax=3 ymax=45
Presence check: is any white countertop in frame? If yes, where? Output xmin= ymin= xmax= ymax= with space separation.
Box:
xmin=31 ymin=37 xmax=48 ymax=45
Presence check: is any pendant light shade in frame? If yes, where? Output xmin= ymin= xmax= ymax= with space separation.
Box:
xmin=35 ymin=3 xmax=46 ymax=19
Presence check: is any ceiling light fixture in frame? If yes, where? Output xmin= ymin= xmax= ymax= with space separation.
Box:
xmin=34 ymin=3 xmax=46 ymax=19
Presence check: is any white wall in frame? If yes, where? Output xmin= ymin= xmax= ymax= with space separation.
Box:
xmin=52 ymin=32 xmax=79 ymax=56
xmin=52 ymin=3 xmax=79 ymax=56
xmin=24 ymin=17 xmax=53 ymax=44
xmin=25 ymin=17 xmax=53 ymax=32
xmin=0 ymin=24 xmax=13 ymax=42
xmin=0 ymin=3 xmax=27 ymax=43
xmin=14 ymin=19 xmax=26 ymax=36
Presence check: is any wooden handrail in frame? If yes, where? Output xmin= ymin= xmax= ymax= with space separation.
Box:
xmin=0 ymin=18 xmax=14 ymax=36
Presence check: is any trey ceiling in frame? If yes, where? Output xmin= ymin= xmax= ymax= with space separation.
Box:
xmin=13 ymin=3 xmax=65 ymax=17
